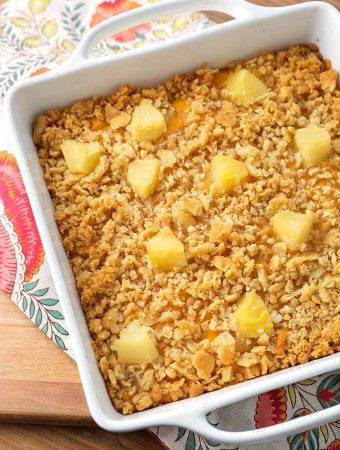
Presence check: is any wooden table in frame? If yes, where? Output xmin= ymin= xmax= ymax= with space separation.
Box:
xmin=1 ymin=0 xmax=339 ymax=448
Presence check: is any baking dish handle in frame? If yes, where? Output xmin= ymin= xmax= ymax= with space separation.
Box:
xmin=70 ymin=0 xmax=276 ymax=62
xmin=178 ymin=403 xmax=340 ymax=446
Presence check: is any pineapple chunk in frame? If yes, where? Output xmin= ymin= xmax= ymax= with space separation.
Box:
xmin=294 ymin=125 xmax=331 ymax=167
xmin=112 ymin=321 xmax=158 ymax=365
xmin=127 ymin=158 xmax=160 ymax=199
xmin=234 ymin=291 xmax=273 ymax=338
xmin=226 ymin=69 xmax=268 ymax=103
xmin=60 ymin=140 xmax=101 ymax=175
xmin=210 ymin=153 xmax=248 ymax=195
xmin=272 ymin=211 xmax=313 ymax=249
xmin=130 ymin=103 xmax=166 ymax=142
xmin=146 ymin=228 xmax=187 ymax=271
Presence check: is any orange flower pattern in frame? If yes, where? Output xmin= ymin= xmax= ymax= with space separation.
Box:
xmin=328 ymin=440 xmax=340 ymax=450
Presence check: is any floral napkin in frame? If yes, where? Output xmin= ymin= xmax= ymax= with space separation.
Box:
xmin=0 ymin=1 xmax=339 ymax=449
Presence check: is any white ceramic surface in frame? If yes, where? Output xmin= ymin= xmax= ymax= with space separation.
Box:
xmin=4 ymin=0 xmax=340 ymax=446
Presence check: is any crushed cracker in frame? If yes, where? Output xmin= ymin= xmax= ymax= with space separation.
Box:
xmin=34 ymin=45 xmax=339 ymax=414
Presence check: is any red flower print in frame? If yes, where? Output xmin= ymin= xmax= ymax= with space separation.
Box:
xmin=0 ymin=151 xmax=44 ymax=281
xmin=319 ymin=388 xmax=337 ymax=403
xmin=255 ymin=388 xmax=287 ymax=428
xmin=328 ymin=439 xmax=340 ymax=450
xmin=317 ymin=375 xmax=340 ymax=408
xmin=90 ymin=0 xmax=151 ymax=43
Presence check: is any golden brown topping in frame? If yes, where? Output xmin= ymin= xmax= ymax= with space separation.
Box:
xmin=274 ymin=328 xmax=289 ymax=356
xmin=189 ymin=383 xmax=204 ymax=398
xmin=133 ymin=392 xmax=153 ymax=411
xmin=172 ymin=209 xmax=196 ymax=228
xmin=212 ymin=255 xmax=230 ymax=271
xmin=209 ymin=217 xmax=233 ymax=242
xmin=237 ymin=352 xmax=259 ymax=368
xmin=90 ymin=117 xmax=107 ymax=131
xmin=320 ymin=69 xmax=337 ymax=92
xmin=212 ymin=332 xmax=236 ymax=365
xmin=216 ymin=100 xmax=237 ymax=127
xmin=36 ymin=44 xmax=339 ymax=414
xmin=109 ymin=111 xmax=131 ymax=130
xmin=192 ymin=351 xmax=215 ymax=380
xmin=181 ymin=197 xmax=203 ymax=217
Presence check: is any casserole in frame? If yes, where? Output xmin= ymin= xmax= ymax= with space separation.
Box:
xmin=4 ymin=0 xmax=340 ymax=445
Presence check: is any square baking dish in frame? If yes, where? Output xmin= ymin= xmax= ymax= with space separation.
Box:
xmin=4 ymin=0 xmax=340 ymax=446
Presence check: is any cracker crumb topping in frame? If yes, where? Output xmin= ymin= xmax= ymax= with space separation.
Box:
xmin=34 ymin=45 xmax=339 ymax=414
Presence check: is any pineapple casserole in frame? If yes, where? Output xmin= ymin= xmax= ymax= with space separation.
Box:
xmin=34 ymin=45 xmax=340 ymax=414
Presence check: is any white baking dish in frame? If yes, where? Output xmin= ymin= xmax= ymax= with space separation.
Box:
xmin=4 ymin=0 xmax=340 ymax=446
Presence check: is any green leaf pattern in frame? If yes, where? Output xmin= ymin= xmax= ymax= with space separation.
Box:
xmin=0 ymin=0 xmax=86 ymax=96
xmin=171 ymin=415 xmax=228 ymax=449
xmin=288 ymin=384 xmax=297 ymax=408
xmin=320 ymin=424 xmax=329 ymax=443
xmin=288 ymin=409 xmax=320 ymax=450
xmin=176 ymin=427 xmax=186 ymax=442
xmin=20 ymin=279 xmax=69 ymax=351
xmin=185 ymin=431 xmax=196 ymax=450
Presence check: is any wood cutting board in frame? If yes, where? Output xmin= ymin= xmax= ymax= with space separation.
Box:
xmin=0 ymin=292 xmax=91 ymax=425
